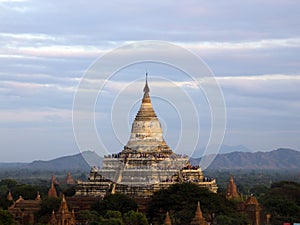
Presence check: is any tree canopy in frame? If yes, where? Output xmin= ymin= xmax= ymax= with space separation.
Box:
xmin=147 ymin=183 xmax=249 ymax=225
xmin=0 ymin=208 xmax=15 ymax=225
xmin=261 ymin=181 xmax=300 ymax=224
xmin=92 ymin=193 xmax=138 ymax=216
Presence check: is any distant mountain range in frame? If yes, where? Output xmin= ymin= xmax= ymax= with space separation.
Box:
xmin=197 ymin=148 xmax=300 ymax=170
xmin=0 ymin=151 xmax=102 ymax=171
xmin=191 ymin=145 xmax=252 ymax=158
xmin=0 ymin=148 xmax=299 ymax=171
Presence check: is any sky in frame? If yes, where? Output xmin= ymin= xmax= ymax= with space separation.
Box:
xmin=0 ymin=0 xmax=300 ymax=162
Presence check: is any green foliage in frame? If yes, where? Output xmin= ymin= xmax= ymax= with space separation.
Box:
xmin=98 ymin=217 xmax=123 ymax=225
xmin=261 ymin=181 xmax=300 ymax=224
xmin=249 ymin=184 xmax=269 ymax=199
xmin=215 ymin=213 xmax=250 ymax=225
xmin=147 ymin=183 xmax=249 ymax=225
xmin=12 ymin=184 xmax=38 ymax=200
xmin=0 ymin=208 xmax=15 ymax=225
xmin=105 ymin=210 xmax=122 ymax=219
xmin=0 ymin=179 xmax=42 ymax=209
xmin=206 ymin=169 xmax=300 ymax=195
xmin=98 ymin=210 xmax=124 ymax=225
xmin=37 ymin=197 xmax=61 ymax=223
xmin=0 ymin=179 xmax=18 ymax=189
xmin=92 ymin=193 xmax=138 ymax=216
xmin=77 ymin=210 xmax=100 ymax=224
xmin=123 ymin=210 xmax=149 ymax=225
xmin=78 ymin=209 xmax=148 ymax=225
xmin=56 ymin=184 xmax=76 ymax=197
xmin=39 ymin=197 xmax=61 ymax=214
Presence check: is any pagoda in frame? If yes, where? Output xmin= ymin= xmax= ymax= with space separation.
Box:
xmin=190 ymin=202 xmax=208 ymax=225
xmin=49 ymin=195 xmax=76 ymax=225
xmin=226 ymin=175 xmax=241 ymax=199
xmin=76 ymin=75 xmax=218 ymax=197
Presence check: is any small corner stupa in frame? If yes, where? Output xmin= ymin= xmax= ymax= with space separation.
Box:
xmin=164 ymin=211 xmax=172 ymax=225
xmin=49 ymin=195 xmax=76 ymax=225
xmin=48 ymin=179 xmax=58 ymax=198
xmin=226 ymin=175 xmax=241 ymax=199
xmin=75 ymin=74 xmax=218 ymax=197
xmin=190 ymin=201 xmax=208 ymax=225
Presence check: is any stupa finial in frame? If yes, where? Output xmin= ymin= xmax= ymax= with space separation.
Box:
xmin=143 ymin=73 xmax=150 ymax=95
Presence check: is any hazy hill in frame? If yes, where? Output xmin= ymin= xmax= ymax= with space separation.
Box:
xmin=0 ymin=151 xmax=102 ymax=171
xmin=204 ymin=148 xmax=300 ymax=170
xmin=192 ymin=144 xmax=252 ymax=157
xmin=218 ymin=144 xmax=252 ymax=154
xmin=0 ymin=148 xmax=299 ymax=172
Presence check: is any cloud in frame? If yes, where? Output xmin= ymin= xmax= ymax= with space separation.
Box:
xmin=0 ymin=109 xmax=71 ymax=124
xmin=0 ymin=0 xmax=300 ymax=160
xmin=218 ymin=74 xmax=300 ymax=101
xmin=183 ymin=38 xmax=300 ymax=51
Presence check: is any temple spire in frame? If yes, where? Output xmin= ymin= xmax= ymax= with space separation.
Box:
xmin=124 ymin=74 xmax=171 ymax=153
xmin=48 ymin=178 xmax=58 ymax=198
xmin=143 ymin=73 xmax=150 ymax=95
xmin=164 ymin=211 xmax=172 ymax=225
xmin=226 ymin=175 xmax=240 ymax=199
xmin=142 ymin=73 xmax=150 ymax=102
xmin=190 ymin=201 xmax=207 ymax=225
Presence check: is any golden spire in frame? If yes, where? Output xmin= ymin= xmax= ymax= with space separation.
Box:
xmin=136 ymin=73 xmax=157 ymax=119
xmin=50 ymin=210 xmax=57 ymax=224
xmin=124 ymin=73 xmax=171 ymax=153
xmin=226 ymin=175 xmax=240 ymax=199
xmin=143 ymin=73 xmax=150 ymax=97
xmin=190 ymin=201 xmax=207 ymax=225
xmin=7 ymin=190 xmax=13 ymax=201
xmin=66 ymin=171 xmax=75 ymax=184
xmin=48 ymin=179 xmax=58 ymax=198
xmin=35 ymin=191 xmax=41 ymax=201
xmin=164 ymin=211 xmax=172 ymax=225
xmin=58 ymin=195 xmax=69 ymax=213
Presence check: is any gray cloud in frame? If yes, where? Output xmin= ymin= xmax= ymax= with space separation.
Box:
xmin=0 ymin=0 xmax=299 ymax=161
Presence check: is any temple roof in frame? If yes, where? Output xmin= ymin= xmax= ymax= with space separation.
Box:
xmin=48 ymin=180 xmax=58 ymax=198
xmin=226 ymin=175 xmax=240 ymax=199
xmin=164 ymin=211 xmax=172 ymax=225
xmin=124 ymin=74 xmax=171 ymax=153
xmin=7 ymin=190 xmax=13 ymax=201
xmin=58 ymin=195 xmax=69 ymax=213
xmin=143 ymin=73 xmax=150 ymax=98
xmin=190 ymin=201 xmax=207 ymax=225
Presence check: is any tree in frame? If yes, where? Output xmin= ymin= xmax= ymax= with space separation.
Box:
xmin=147 ymin=183 xmax=249 ymax=225
xmin=0 ymin=179 xmax=18 ymax=190
xmin=12 ymin=184 xmax=37 ymax=200
xmin=249 ymin=184 xmax=269 ymax=199
xmin=98 ymin=218 xmax=123 ymax=225
xmin=92 ymin=194 xmax=138 ymax=216
xmin=97 ymin=210 xmax=124 ymax=225
xmin=60 ymin=184 xmax=76 ymax=197
xmin=77 ymin=210 xmax=101 ymax=224
xmin=123 ymin=210 xmax=149 ymax=225
xmin=105 ymin=210 xmax=122 ymax=219
xmin=37 ymin=197 xmax=61 ymax=223
xmin=0 ymin=209 xmax=15 ymax=225
xmin=215 ymin=213 xmax=250 ymax=225
xmin=261 ymin=181 xmax=300 ymax=224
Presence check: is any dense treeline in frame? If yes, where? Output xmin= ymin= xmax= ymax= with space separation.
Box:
xmin=206 ymin=169 xmax=300 ymax=193
xmin=147 ymin=183 xmax=249 ymax=225
xmin=1 ymin=168 xmax=298 ymax=190
xmin=260 ymin=181 xmax=300 ymax=224
xmin=0 ymin=178 xmax=299 ymax=224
